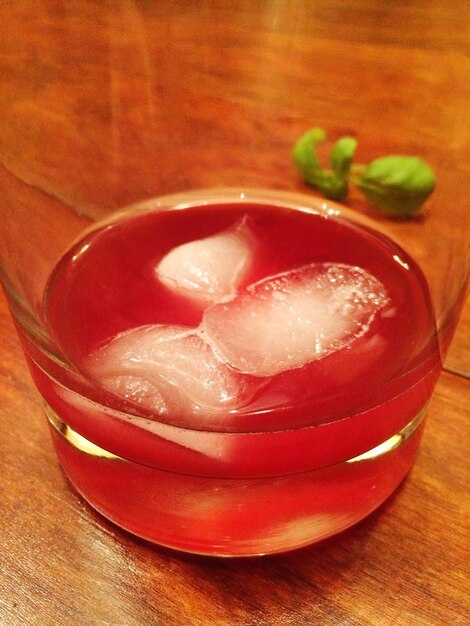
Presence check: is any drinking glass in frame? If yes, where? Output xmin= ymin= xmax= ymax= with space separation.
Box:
xmin=0 ymin=1 xmax=468 ymax=556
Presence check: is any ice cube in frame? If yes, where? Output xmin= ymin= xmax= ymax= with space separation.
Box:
xmin=155 ymin=216 xmax=254 ymax=304
xmin=87 ymin=324 xmax=256 ymax=417
xmin=54 ymin=385 xmax=233 ymax=460
xmin=202 ymin=263 xmax=389 ymax=377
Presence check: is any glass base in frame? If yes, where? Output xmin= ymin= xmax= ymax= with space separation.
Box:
xmin=46 ymin=405 xmax=426 ymax=557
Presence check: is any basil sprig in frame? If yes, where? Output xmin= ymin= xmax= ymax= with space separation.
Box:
xmin=292 ymin=128 xmax=356 ymax=201
xmin=293 ymin=128 xmax=435 ymax=216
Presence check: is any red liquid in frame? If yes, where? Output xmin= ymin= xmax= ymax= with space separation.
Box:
xmin=25 ymin=200 xmax=442 ymax=555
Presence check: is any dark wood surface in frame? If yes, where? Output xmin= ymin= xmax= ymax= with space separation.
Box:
xmin=1 ymin=2 xmax=469 ymax=625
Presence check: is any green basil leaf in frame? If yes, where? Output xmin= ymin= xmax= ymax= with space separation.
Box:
xmin=329 ymin=137 xmax=357 ymax=178
xmin=356 ymin=155 xmax=436 ymax=215
xmin=292 ymin=127 xmax=326 ymax=178
xmin=292 ymin=128 xmax=349 ymax=200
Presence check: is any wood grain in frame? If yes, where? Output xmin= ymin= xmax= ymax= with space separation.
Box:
xmin=1 ymin=0 xmax=469 ymax=347
xmin=0 ymin=1 xmax=469 ymax=625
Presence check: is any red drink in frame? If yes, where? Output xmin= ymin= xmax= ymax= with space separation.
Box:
xmin=24 ymin=194 xmax=441 ymax=555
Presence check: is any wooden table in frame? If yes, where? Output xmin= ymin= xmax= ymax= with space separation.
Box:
xmin=1 ymin=2 xmax=469 ymax=624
